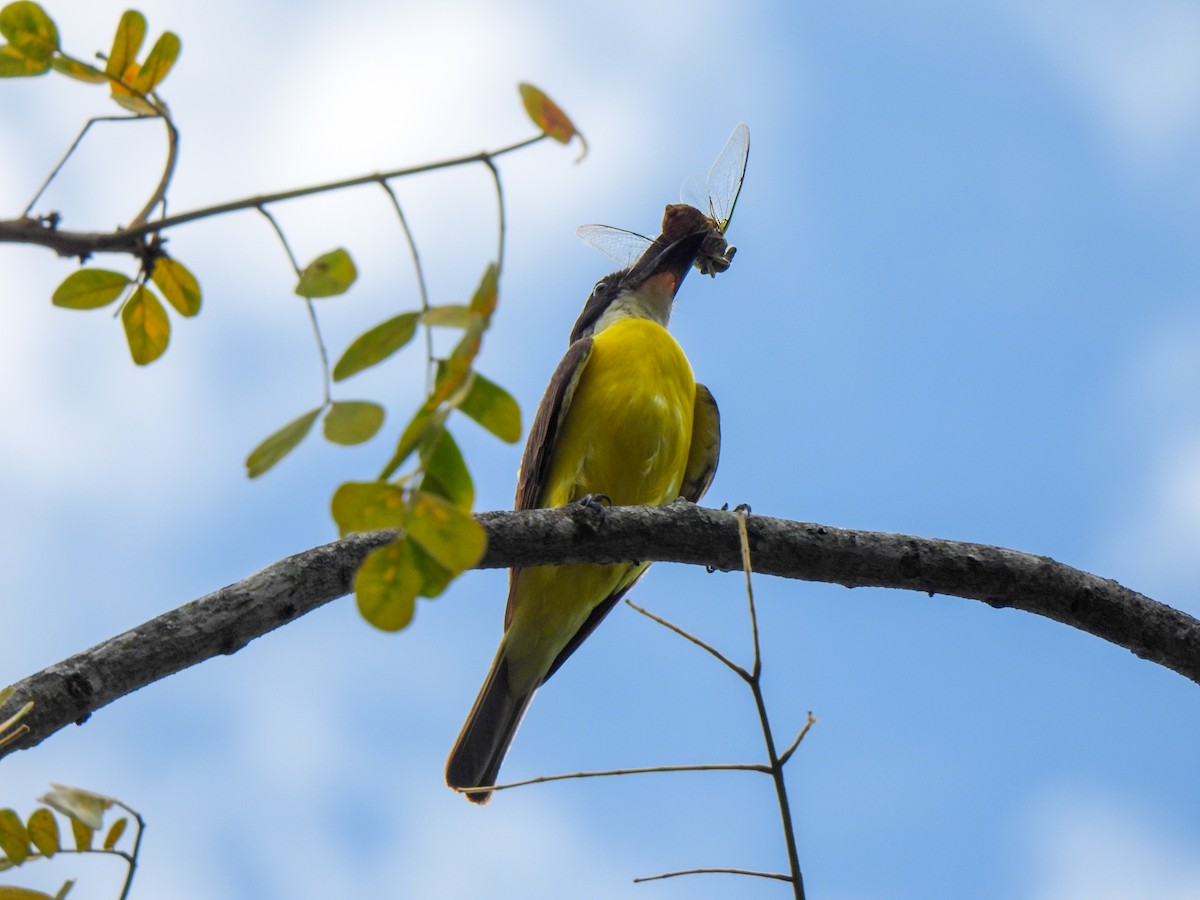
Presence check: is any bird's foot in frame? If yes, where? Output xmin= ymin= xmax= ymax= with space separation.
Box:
xmin=567 ymin=494 xmax=610 ymax=531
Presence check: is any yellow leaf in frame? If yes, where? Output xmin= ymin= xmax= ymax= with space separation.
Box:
xmin=49 ymin=54 xmax=105 ymax=82
xmin=52 ymin=269 xmax=130 ymax=309
xmin=295 ymin=248 xmax=356 ymax=298
xmin=0 ymin=42 xmax=47 ymax=76
xmin=150 ymin=256 xmax=200 ymax=316
xmin=25 ymin=809 xmax=58 ymax=858
xmin=518 ymin=82 xmax=587 ymax=159
xmin=38 ymin=786 xmax=110 ymax=833
xmin=245 ymin=408 xmax=321 ymax=478
xmin=0 ymin=887 xmax=55 ymax=899
xmin=121 ymin=285 xmax=170 ymax=365
xmin=420 ymin=304 xmax=471 ymax=329
xmin=406 ymin=490 xmax=486 ymax=572
xmin=0 ymin=809 xmax=29 ymax=864
xmin=331 ymin=311 xmax=418 ymax=381
xmin=0 ymin=2 xmax=58 ymax=62
xmin=468 ymin=263 xmax=499 ymax=321
xmin=330 ymin=481 xmax=406 ymax=537
xmin=132 ymin=30 xmax=179 ymax=94
xmin=323 ymin=401 xmax=384 ymax=446
xmin=418 ymin=428 xmax=473 ymax=511
xmin=355 ymin=540 xmax=421 ymax=631
xmin=105 ymin=9 xmax=144 ymax=80
xmin=102 ymin=817 xmax=126 ymax=851
xmin=68 ymin=818 xmax=90 ymax=852
xmin=457 ymin=371 xmax=521 ymax=443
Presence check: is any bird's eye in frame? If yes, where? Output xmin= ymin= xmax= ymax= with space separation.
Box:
xmin=590 ymin=280 xmax=608 ymax=299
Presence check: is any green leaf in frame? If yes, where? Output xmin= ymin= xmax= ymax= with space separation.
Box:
xmin=245 ymin=408 xmax=320 ymax=478
xmin=410 ymin=541 xmax=454 ymax=598
xmin=406 ymin=490 xmax=486 ymax=571
xmin=295 ymin=248 xmax=356 ymax=298
xmin=420 ymin=304 xmax=471 ymax=329
xmin=52 ymin=880 xmax=74 ymax=900
xmin=331 ymin=311 xmax=418 ymax=381
xmin=132 ymin=30 xmax=179 ymax=94
xmin=330 ymin=481 xmax=406 ymax=536
xmin=418 ymin=428 xmax=473 ymax=510
xmin=323 ymin=400 xmax=384 ymax=446
xmin=457 ymin=371 xmax=521 ymax=443
xmin=105 ymin=9 xmax=144 ymax=79
xmin=52 ymin=269 xmax=131 ymax=310
xmin=378 ymin=407 xmax=446 ymax=481
xmin=25 ymin=809 xmax=58 ymax=857
xmin=0 ymin=809 xmax=30 ymax=864
xmin=0 ymin=2 xmax=59 ymax=61
xmin=102 ymin=817 xmax=126 ymax=850
xmin=38 ymin=786 xmax=109 ymax=833
xmin=431 ymin=319 xmax=484 ymax=406
xmin=0 ymin=42 xmax=47 ymax=76
xmin=121 ymin=285 xmax=170 ymax=365
xmin=49 ymin=54 xmax=105 ymax=82
xmin=355 ymin=539 xmax=421 ymax=631
xmin=151 ymin=256 xmax=200 ymax=316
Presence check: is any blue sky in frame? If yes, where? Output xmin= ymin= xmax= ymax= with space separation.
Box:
xmin=4 ymin=0 xmax=1200 ymax=897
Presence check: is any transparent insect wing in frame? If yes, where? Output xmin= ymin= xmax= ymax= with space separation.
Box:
xmin=680 ymin=124 xmax=750 ymax=235
xmin=703 ymin=123 xmax=750 ymax=234
xmin=575 ymin=224 xmax=655 ymax=268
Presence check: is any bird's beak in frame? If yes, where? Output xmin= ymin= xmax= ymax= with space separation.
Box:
xmin=622 ymin=229 xmax=708 ymax=301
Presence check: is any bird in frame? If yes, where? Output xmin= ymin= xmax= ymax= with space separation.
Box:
xmin=445 ymin=205 xmax=722 ymax=803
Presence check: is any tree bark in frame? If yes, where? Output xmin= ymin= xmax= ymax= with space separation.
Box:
xmin=2 ymin=501 xmax=1195 ymax=761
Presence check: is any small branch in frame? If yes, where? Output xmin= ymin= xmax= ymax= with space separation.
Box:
xmin=625 ymin=598 xmax=748 ymax=680
xmin=734 ymin=506 xmax=805 ymax=899
xmin=460 ymin=761 xmax=771 ymax=798
xmin=257 ymin=206 xmax=331 ymax=404
xmin=378 ymin=180 xmax=434 ymax=392
xmin=2 ymin=504 xmax=1198 ymax=761
xmin=21 ymin=115 xmax=144 ymax=217
xmin=2 ymin=135 xmax=547 ymax=260
xmin=128 ymin=107 xmax=179 ymax=229
xmin=634 ymin=867 xmax=793 ymax=884
xmin=778 ymin=712 xmax=817 ymax=768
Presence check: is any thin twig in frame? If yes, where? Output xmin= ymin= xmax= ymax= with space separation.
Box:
xmin=2 ymin=135 xmax=549 ymax=259
xmin=458 ymin=761 xmax=771 ymax=797
xmin=735 ymin=506 xmax=805 ymax=899
xmin=21 ymin=115 xmax=144 ymax=216
xmin=778 ymin=712 xmax=817 ymax=768
xmin=128 ymin=106 xmax=179 ymax=229
xmin=481 ymin=155 xmax=506 ymax=270
xmin=257 ymin=205 xmax=331 ymax=405
xmin=736 ymin=505 xmax=762 ymax=679
xmin=634 ymin=867 xmax=793 ymax=884
xmin=377 ymin=179 xmax=434 ymax=392
xmin=625 ymin=598 xmax=749 ymax=680
xmin=113 ymin=799 xmax=145 ymax=900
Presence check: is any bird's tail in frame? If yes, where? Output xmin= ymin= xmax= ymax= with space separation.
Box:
xmin=445 ymin=647 xmax=534 ymax=804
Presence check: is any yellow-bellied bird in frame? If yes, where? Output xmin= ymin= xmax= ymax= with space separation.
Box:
xmin=446 ymin=208 xmax=721 ymax=803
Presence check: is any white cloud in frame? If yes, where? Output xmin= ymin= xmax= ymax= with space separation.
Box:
xmin=1024 ymin=786 xmax=1200 ymax=900
xmin=1011 ymin=0 xmax=1200 ymax=172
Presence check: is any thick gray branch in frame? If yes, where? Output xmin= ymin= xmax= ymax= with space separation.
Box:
xmin=3 ymin=502 xmax=1196 ymax=760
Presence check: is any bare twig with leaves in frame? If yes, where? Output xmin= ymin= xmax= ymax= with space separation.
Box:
xmin=0 ymin=783 xmax=144 ymax=900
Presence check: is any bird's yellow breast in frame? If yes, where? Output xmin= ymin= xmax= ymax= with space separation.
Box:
xmin=504 ymin=317 xmax=697 ymax=691
xmin=542 ymin=316 xmax=695 ymax=509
